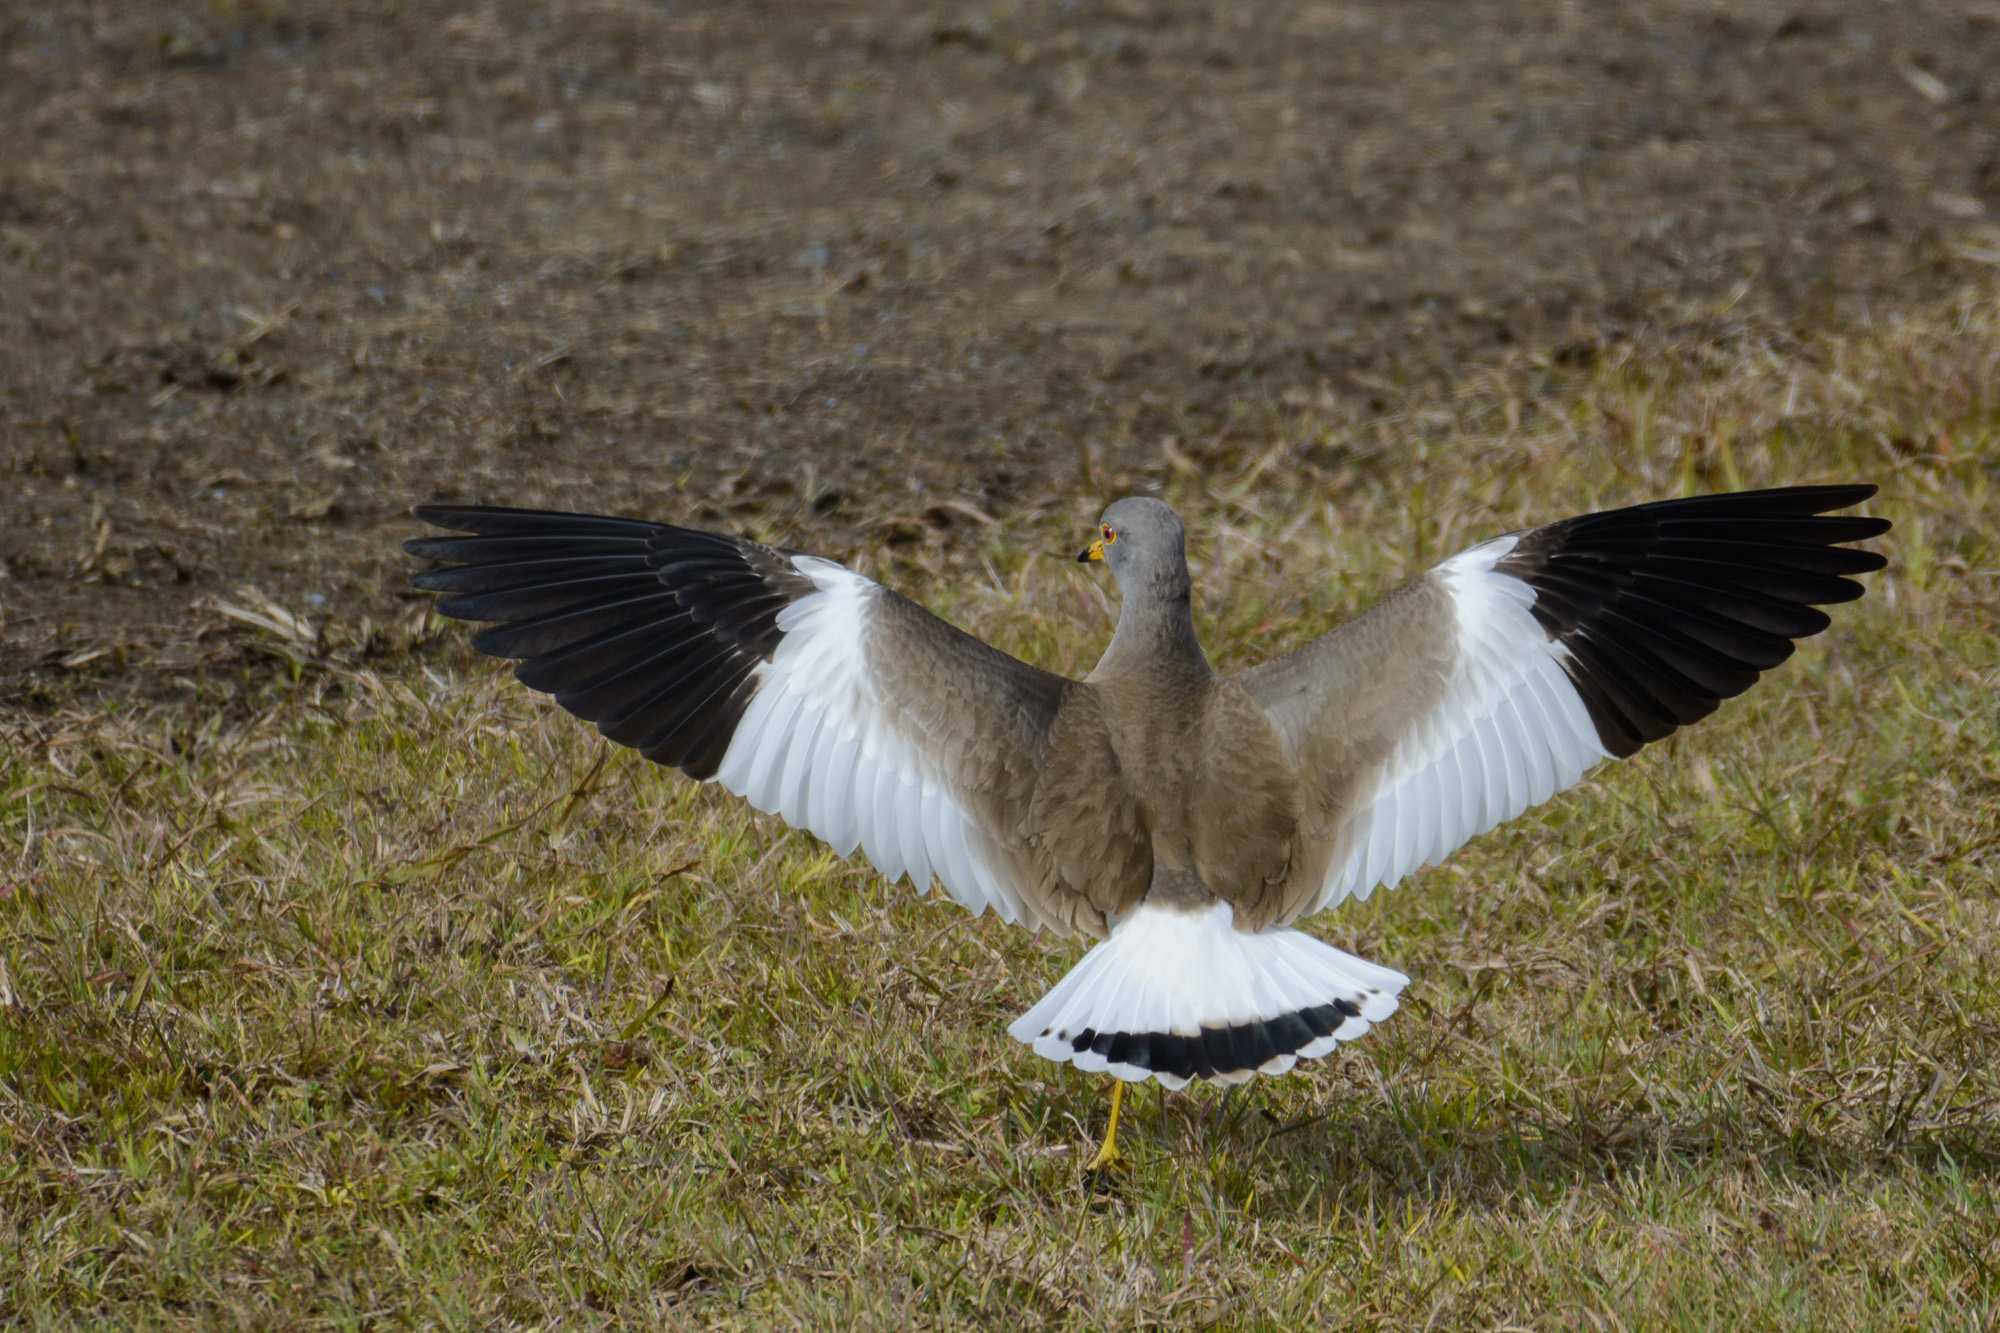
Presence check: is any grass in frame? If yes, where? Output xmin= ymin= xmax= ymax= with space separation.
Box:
xmin=3 ymin=287 xmax=1999 ymax=1326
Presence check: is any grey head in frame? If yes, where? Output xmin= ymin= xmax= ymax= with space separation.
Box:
xmin=1078 ymin=496 xmax=1190 ymax=601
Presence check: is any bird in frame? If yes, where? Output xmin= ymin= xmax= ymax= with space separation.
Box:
xmin=406 ymin=484 xmax=1889 ymax=1168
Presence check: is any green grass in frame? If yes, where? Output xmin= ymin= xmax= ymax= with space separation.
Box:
xmin=4 ymin=292 xmax=1999 ymax=1327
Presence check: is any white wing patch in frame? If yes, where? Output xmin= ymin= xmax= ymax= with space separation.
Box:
xmin=1308 ymin=535 xmax=1611 ymax=915
xmin=712 ymin=557 xmax=1049 ymax=928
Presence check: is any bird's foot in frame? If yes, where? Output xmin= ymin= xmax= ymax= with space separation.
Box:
xmin=1084 ymin=1134 xmax=1127 ymax=1173
xmin=1084 ymin=1078 xmax=1129 ymax=1173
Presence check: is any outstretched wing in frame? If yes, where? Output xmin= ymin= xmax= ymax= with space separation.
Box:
xmin=407 ymin=506 xmax=1148 ymax=936
xmin=1235 ymin=485 xmax=1890 ymax=928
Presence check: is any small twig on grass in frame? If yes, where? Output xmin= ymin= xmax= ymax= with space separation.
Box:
xmin=618 ymin=978 xmax=679 ymax=1043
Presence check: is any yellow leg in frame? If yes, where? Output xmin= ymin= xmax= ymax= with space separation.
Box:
xmin=1085 ymin=1079 xmax=1128 ymax=1171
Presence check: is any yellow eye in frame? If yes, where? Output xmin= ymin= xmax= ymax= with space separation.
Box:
xmin=1101 ymin=524 xmax=1117 ymax=543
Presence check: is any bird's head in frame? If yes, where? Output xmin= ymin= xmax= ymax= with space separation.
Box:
xmin=1079 ymin=496 xmax=1188 ymax=597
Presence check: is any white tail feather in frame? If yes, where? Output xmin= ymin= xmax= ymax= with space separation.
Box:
xmin=1007 ymin=901 xmax=1408 ymax=1090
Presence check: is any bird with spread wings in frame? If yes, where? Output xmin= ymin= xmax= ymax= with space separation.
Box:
xmin=408 ymin=484 xmax=1888 ymax=1168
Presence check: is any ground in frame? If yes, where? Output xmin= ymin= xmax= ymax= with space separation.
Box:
xmin=3 ymin=0 xmax=2000 ymax=1327
xmin=5 ymin=0 xmax=1999 ymax=701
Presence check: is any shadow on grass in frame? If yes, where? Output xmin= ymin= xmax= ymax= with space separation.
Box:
xmin=1135 ymin=1083 xmax=2000 ymax=1207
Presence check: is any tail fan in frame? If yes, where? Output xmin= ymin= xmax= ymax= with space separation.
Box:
xmin=1007 ymin=901 xmax=1407 ymax=1089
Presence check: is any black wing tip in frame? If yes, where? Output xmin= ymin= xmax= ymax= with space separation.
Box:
xmin=404 ymin=505 xmax=701 ymax=595
xmin=1504 ymin=481 xmax=1891 ymax=761
xmin=404 ymin=536 xmax=465 ymax=561
xmin=406 ymin=505 xmax=534 ymax=555
xmin=409 ymin=566 xmax=469 ymax=595
xmin=1605 ymin=481 xmax=1886 ymax=523
xmin=1711 ymin=481 xmax=1877 ymax=505
xmin=1783 ymin=482 xmax=1891 ymax=535
xmin=1782 ymin=481 xmax=1877 ymax=506
xmin=403 ymin=504 xmax=820 ymax=781
xmin=409 ymin=502 xmax=522 ymax=532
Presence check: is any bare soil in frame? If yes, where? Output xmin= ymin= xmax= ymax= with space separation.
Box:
xmin=3 ymin=0 xmax=1997 ymax=706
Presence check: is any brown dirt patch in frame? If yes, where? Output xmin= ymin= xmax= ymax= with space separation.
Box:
xmin=3 ymin=0 xmax=1997 ymax=707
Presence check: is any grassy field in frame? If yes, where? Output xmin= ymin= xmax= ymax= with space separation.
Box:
xmin=4 ymin=289 xmax=1998 ymax=1326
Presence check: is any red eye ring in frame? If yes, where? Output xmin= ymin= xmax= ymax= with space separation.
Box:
xmin=1101 ymin=524 xmax=1116 ymax=542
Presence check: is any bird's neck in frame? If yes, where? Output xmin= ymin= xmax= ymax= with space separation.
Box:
xmin=1097 ymin=579 xmax=1209 ymax=682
